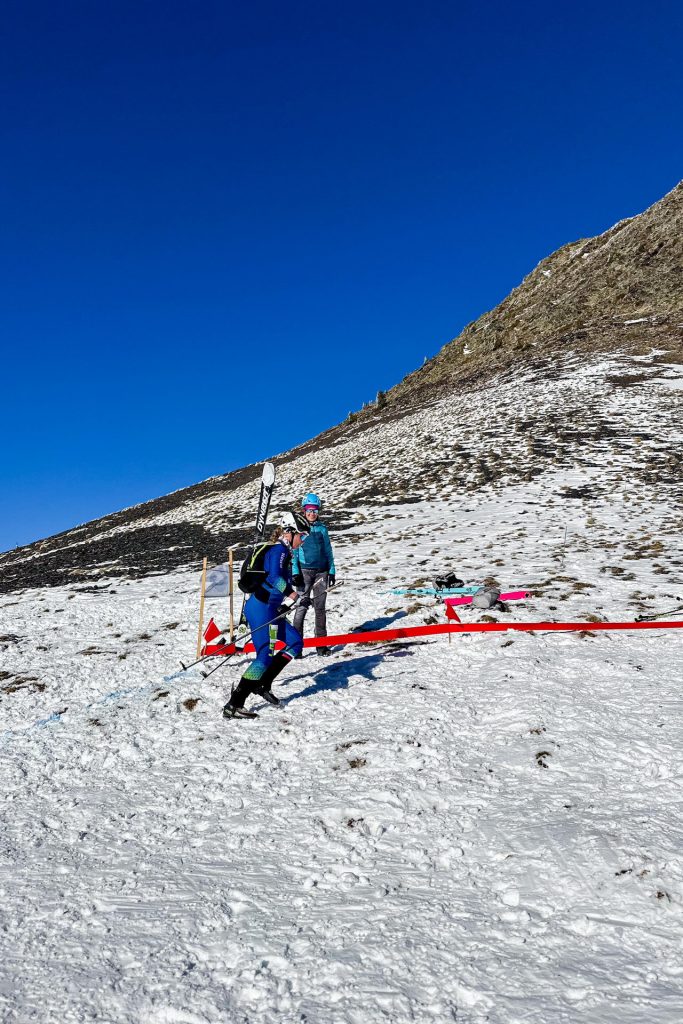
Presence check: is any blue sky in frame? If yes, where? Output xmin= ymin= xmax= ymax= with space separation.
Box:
xmin=1 ymin=0 xmax=682 ymax=552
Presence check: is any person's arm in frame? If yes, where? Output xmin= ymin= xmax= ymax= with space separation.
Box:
xmin=291 ymin=544 xmax=304 ymax=587
xmin=321 ymin=523 xmax=336 ymax=576
xmin=258 ymin=545 xmax=293 ymax=604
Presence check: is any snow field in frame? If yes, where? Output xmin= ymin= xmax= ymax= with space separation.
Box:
xmin=1 ymin=352 xmax=683 ymax=1022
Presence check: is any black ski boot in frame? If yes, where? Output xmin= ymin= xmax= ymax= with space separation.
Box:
xmin=223 ymin=703 xmax=259 ymax=719
xmin=254 ymin=651 xmax=293 ymax=706
xmin=223 ymin=677 xmax=258 ymax=719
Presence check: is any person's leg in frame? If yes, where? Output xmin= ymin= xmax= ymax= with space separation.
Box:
xmin=282 ymin=619 xmax=303 ymax=660
xmin=228 ymin=675 xmax=257 ymax=711
xmin=292 ymin=568 xmax=317 ymax=636
xmin=255 ymin=620 xmax=303 ymax=698
xmin=312 ymin=571 xmax=329 ymax=638
xmin=228 ymin=598 xmax=273 ymax=710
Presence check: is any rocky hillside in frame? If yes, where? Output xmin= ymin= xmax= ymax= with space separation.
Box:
xmin=1 ymin=183 xmax=681 ymax=594
xmin=387 ymin=180 xmax=683 ymax=406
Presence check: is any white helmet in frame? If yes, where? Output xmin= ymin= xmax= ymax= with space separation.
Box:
xmin=279 ymin=512 xmax=299 ymax=534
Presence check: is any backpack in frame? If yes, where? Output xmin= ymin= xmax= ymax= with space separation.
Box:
xmin=471 ymin=586 xmax=502 ymax=609
xmin=238 ymin=543 xmax=274 ymax=594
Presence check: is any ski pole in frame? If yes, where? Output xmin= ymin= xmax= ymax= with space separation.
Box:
xmin=187 ymin=578 xmax=338 ymax=676
xmin=200 ymin=605 xmax=294 ymax=680
xmin=636 ymin=604 xmax=683 ymax=622
xmin=179 ymin=641 xmax=231 ymax=673
xmin=179 ymin=597 xmax=276 ymax=674
xmin=179 ymin=552 xmax=266 ymax=674
xmin=311 ymin=576 xmax=343 ymax=593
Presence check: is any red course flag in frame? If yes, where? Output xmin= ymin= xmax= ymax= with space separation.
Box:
xmin=203 ymin=617 xmax=221 ymax=643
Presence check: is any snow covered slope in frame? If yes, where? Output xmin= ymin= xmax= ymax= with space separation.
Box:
xmin=2 ymin=346 xmax=682 ymax=1022
xmin=1 ymin=344 xmax=682 ymax=592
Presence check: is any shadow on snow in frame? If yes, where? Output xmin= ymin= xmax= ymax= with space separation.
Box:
xmin=349 ymin=611 xmax=407 ymax=632
xmin=279 ymin=653 xmax=386 ymax=705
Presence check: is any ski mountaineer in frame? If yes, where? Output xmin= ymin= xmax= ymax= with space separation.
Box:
xmin=223 ymin=519 xmax=304 ymax=720
xmin=292 ymin=492 xmax=336 ymax=656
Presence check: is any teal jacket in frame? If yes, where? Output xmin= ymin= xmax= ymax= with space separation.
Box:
xmin=292 ymin=521 xmax=335 ymax=575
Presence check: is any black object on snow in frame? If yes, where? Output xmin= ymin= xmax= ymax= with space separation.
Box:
xmin=434 ymin=572 xmax=465 ymax=590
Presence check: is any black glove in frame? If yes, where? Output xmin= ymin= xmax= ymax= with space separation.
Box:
xmin=276 ymin=594 xmax=297 ymax=616
xmin=293 ymin=574 xmax=304 ymax=588
xmin=328 ymin=574 xmax=336 ymax=589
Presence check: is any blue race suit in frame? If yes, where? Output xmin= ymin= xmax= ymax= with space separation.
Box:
xmin=242 ymin=541 xmax=303 ymax=684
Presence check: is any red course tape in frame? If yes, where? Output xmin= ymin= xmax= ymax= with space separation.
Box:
xmin=203 ymin=618 xmax=683 ymax=656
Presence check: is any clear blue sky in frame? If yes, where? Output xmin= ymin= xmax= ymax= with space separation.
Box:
xmin=1 ymin=0 xmax=682 ymax=552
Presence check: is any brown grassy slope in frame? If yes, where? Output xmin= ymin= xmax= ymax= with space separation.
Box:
xmin=384 ymin=181 xmax=683 ymax=409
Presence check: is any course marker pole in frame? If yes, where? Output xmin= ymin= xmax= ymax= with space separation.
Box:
xmin=196 ymin=557 xmax=208 ymax=658
xmin=228 ymin=544 xmax=240 ymax=642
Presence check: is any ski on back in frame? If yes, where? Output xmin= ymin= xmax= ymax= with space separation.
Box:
xmin=235 ymin=462 xmax=277 ymax=636
xmin=254 ymin=462 xmax=276 ymax=541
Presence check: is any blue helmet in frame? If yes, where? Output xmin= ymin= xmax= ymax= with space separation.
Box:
xmin=302 ymin=492 xmax=321 ymax=510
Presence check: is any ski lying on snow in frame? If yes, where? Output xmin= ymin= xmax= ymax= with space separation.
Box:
xmin=381 ymin=586 xmax=483 ymax=596
xmin=444 ymin=590 xmax=530 ymax=606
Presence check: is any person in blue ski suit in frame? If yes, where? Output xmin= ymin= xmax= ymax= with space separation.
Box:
xmin=223 ymin=521 xmax=304 ymax=719
xmin=292 ymin=492 xmax=336 ymax=655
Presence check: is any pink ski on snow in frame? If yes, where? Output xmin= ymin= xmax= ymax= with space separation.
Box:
xmin=443 ymin=590 xmax=530 ymax=607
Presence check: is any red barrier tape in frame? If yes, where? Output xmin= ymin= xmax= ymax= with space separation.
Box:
xmin=204 ymin=618 xmax=683 ymax=655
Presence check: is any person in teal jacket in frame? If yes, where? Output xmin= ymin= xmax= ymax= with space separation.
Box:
xmin=292 ymin=492 xmax=336 ymax=655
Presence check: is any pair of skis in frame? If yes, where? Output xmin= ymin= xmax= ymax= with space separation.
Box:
xmin=234 ymin=460 xmax=277 ymax=636
xmin=254 ymin=461 xmax=276 ymax=540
